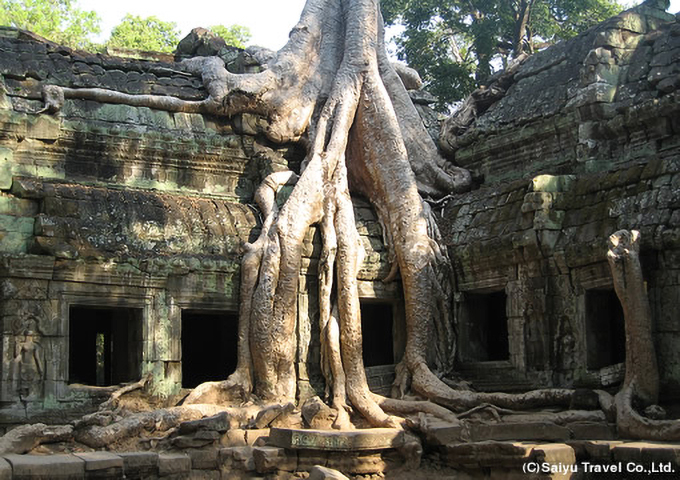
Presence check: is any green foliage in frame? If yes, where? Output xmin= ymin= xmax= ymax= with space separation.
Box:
xmin=382 ymin=0 xmax=625 ymax=109
xmin=0 ymin=0 xmax=100 ymax=49
xmin=208 ymin=24 xmax=251 ymax=48
xmin=531 ymin=0 xmax=622 ymax=41
xmin=107 ymin=14 xmax=179 ymax=53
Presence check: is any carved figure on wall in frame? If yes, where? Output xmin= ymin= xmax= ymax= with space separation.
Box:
xmin=10 ymin=307 xmax=45 ymax=401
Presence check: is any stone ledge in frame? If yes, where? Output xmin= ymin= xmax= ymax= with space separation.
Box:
xmin=72 ymin=452 xmax=123 ymax=472
xmin=268 ymin=427 xmax=404 ymax=451
xmin=4 ymin=453 xmax=85 ymax=479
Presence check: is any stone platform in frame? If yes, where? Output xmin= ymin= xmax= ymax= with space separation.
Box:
xmin=0 ymin=439 xmax=677 ymax=478
xmin=268 ymin=427 xmax=404 ymax=451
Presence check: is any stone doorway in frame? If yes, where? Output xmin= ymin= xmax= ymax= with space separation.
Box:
xmin=181 ymin=310 xmax=238 ymax=388
xmin=360 ymin=301 xmax=395 ymax=367
xmin=585 ymin=289 xmax=625 ymax=370
xmin=68 ymin=306 xmax=143 ymax=386
xmin=459 ymin=291 xmax=510 ymax=363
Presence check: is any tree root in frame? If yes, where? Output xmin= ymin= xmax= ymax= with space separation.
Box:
xmin=0 ymin=423 xmax=73 ymax=455
xmin=99 ymin=374 xmax=151 ymax=411
xmin=607 ymin=230 xmax=677 ymax=440
xmin=370 ymin=393 xmax=459 ymax=424
xmin=616 ymin=382 xmax=680 ymax=440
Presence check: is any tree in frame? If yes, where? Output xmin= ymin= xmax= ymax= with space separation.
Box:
xmin=0 ymin=0 xmax=100 ymax=49
xmin=381 ymin=0 xmax=624 ymax=110
xmin=107 ymin=14 xmax=179 ymax=53
xmin=607 ymin=230 xmax=680 ymax=440
xmin=208 ymin=24 xmax=251 ymax=49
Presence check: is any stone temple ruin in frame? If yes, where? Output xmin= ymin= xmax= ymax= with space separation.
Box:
xmin=0 ymin=0 xmax=677 ymax=478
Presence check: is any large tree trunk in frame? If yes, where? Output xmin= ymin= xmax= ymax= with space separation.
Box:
xmin=607 ymin=230 xmax=658 ymax=406
xmin=607 ymin=230 xmax=680 ymax=440
xmin=512 ymin=0 xmax=535 ymax=55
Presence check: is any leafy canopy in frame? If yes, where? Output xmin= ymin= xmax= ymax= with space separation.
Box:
xmin=0 ymin=0 xmax=100 ymax=49
xmin=382 ymin=0 xmax=625 ymax=110
xmin=208 ymin=24 xmax=251 ymax=48
xmin=107 ymin=14 xmax=179 ymax=53
xmin=0 ymin=1 xmax=253 ymax=53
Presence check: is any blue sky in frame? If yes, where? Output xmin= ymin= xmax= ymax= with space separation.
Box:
xmin=77 ymin=0 xmax=679 ymax=52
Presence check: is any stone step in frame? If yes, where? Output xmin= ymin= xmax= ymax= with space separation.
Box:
xmin=426 ymin=419 xmax=617 ymax=445
xmin=455 ymin=362 xmax=536 ymax=392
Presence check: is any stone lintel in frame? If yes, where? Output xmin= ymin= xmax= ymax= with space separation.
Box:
xmin=268 ymin=427 xmax=404 ymax=451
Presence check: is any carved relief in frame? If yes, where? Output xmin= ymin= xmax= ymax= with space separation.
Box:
xmin=10 ymin=304 xmax=45 ymax=401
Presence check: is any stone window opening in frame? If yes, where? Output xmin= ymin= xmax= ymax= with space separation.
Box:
xmin=181 ymin=310 xmax=238 ymax=388
xmin=68 ymin=306 xmax=143 ymax=386
xmin=585 ymin=289 xmax=626 ymax=370
xmin=459 ymin=291 xmax=510 ymax=363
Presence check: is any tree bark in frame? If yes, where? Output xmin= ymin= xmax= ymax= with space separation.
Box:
xmin=513 ymin=0 xmax=534 ymax=55
xmin=606 ymin=230 xmax=680 ymax=440
xmin=607 ymin=230 xmax=658 ymax=406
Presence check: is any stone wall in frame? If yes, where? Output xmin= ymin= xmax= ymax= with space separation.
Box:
xmin=444 ymin=2 xmax=680 ymax=184
xmin=440 ymin=2 xmax=680 ymax=398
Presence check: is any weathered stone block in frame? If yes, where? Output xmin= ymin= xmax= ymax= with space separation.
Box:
xmin=253 ymin=446 xmax=297 ymax=473
xmin=269 ymin=427 xmax=404 ymax=451
xmin=568 ymin=422 xmax=616 ymax=440
xmin=470 ymin=422 xmax=571 ymax=442
xmin=443 ymin=441 xmax=534 ymax=468
xmin=219 ymin=446 xmax=255 ymax=472
xmin=174 ymin=112 xmax=206 ymax=131
xmin=179 ymin=411 xmax=234 ymax=434
xmin=4 ymin=453 xmax=85 ymax=479
xmin=612 ymin=442 xmax=680 ymax=465
xmin=221 ymin=429 xmax=247 ymax=447
xmin=173 ymin=430 xmax=219 ymax=448
xmin=567 ymin=82 xmax=617 ymax=107
xmin=424 ymin=423 xmax=465 ymax=446
xmin=0 ymin=148 xmax=13 ymax=191
xmin=26 ymin=115 xmax=60 ymax=140
xmin=0 ymin=194 xmax=37 ymax=217
xmin=308 ymin=465 xmax=349 ymax=480
xmin=42 ymin=197 xmax=80 ymax=217
xmin=534 ymin=210 xmax=565 ymax=230
xmin=0 ymin=231 xmax=31 ymax=254
xmin=532 ymin=175 xmax=575 ymax=193
xmin=326 ymin=452 xmax=388 ymax=475
xmin=186 ymin=470 xmax=219 ymax=480
xmin=73 ymin=452 xmax=123 ymax=478
xmin=0 ymin=214 xmax=34 ymax=234
xmin=613 ymin=11 xmax=647 ymax=34
xmin=521 ymin=192 xmax=555 ymax=213
xmin=0 ymin=457 xmax=10 ymax=480
xmin=301 ymin=396 xmax=336 ymax=429
xmin=244 ymin=429 xmax=269 ymax=445
xmin=297 ymin=450 xmax=330 ymax=471
xmin=158 ymin=453 xmax=191 ymax=477
xmin=188 ymin=449 xmax=218 ymax=470
xmin=118 ymin=451 xmax=158 ymax=479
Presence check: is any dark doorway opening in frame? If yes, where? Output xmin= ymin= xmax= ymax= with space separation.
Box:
xmin=461 ymin=291 xmax=509 ymax=362
xmin=360 ymin=301 xmax=394 ymax=367
xmin=181 ymin=310 xmax=238 ymax=388
xmin=69 ymin=306 xmax=143 ymax=386
xmin=586 ymin=289 xmax=626 ymax=370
